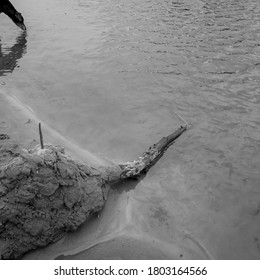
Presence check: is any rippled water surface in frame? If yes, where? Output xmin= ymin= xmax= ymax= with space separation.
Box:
xmin=1 ymin=0 xmax=260 ymax=259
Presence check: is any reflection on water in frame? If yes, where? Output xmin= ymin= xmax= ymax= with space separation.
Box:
xmin=0 ymin=31 xmax=27 ymax=76
xmin=1 ymin=0 xmax=260 ymax=259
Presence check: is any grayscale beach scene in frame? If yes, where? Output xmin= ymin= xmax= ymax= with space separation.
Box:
xmin=0 ymin=0 xmax=260 ymax=260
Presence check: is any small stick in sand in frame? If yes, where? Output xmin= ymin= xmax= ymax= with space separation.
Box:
xmin=39 ymin=122 xmax=44 ymax=149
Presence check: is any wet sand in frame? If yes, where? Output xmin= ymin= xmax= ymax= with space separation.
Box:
xmin=1 ymin=76 xmax=260 ymax=261
xmin=0 ymin=87 xmax=108 ymax=166
xmin=0 ymin=88 xmax=194 ymax=260
xmin=1 ymin=0 xmax=260 ymax=260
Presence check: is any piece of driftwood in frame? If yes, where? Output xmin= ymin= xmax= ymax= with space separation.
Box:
xmin=0 ymin=125 xmax=186 ymax=259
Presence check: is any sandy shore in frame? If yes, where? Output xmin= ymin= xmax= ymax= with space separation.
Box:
xmin=23 ymin=187 xmax=201 ymax=260
xmin=0 ymin=88 xmax=36 ymax=148
xmin=0 ymin=87 xmax=191 ymax=260
xmin=0 ymin=86 xmax=108 ymax=166
xmin=2 ymin=85 xmax=259 ymax=260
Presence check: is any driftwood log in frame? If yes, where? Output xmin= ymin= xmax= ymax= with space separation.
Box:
xmin=0 ymin=125 xmax=186 ymax=259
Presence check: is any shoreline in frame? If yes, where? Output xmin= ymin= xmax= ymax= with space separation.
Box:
xmin=0 ymin=87 xmax=109 ymax=166
xmin=0 ymin=87 xmax=108 ymax=259
xmin=0 ymin=87 xmax=190 ymax=260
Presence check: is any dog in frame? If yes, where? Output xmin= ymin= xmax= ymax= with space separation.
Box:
xmin=0 ymin=0 xmax=26 ymax=30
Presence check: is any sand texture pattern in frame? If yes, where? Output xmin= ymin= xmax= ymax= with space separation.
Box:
xmin=0 ymin=124 xmax=186 ymax=259
xmin=0 ymin=142 xmax=105 ymax=259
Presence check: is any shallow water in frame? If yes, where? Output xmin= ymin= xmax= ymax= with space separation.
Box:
xmin=1 ymin=0 xmax=260 ymax=259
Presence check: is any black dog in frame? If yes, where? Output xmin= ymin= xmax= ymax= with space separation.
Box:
xmin=0 ymin=0 xmax=26 ymax=30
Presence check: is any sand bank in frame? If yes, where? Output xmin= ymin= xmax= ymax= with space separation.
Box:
xmin=0 ymin=88 xmax=190 ymax=259
xmin=0 ymin=87 xmax=108 ymax=166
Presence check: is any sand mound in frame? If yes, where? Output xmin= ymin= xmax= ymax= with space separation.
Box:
xmin=0 ymin=142 xmax=105 ymax=259
xmin=0 ymin=124 xmax=186 ymax=259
